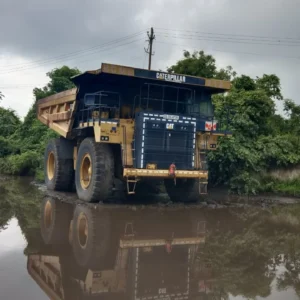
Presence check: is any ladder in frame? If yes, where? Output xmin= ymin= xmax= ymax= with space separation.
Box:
xmin=126 ymin=177 xmax=139 ymax=194
xmin=199 ymin=151 xmax=208 ymax=170
xmin=199 ymin=179 xmax=208 ymax=195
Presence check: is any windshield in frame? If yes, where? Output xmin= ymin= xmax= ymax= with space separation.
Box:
xmin=137 ymin=83 xmax=214 ymax=117
xmin=186 ymin=88 xmax=214 ymax=117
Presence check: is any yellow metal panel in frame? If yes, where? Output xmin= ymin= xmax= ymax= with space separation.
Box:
xmin=49 ymin=123 xmax=68 ymax=138
xmin=100 ymin=122 xmax=122 ymax=144
xmin=123 ymin=168 xmax=208 ymax=179
xmin=37 ymin=88 xmax=78 ymax=138
xmin=37 ymin=88 xmax=77 ymax=108
xmin=120 ymin=119 xmax=135 ymax=166
xmin=197 ymin=133 xmax=223 ymax=151
xmin=195 ymin=140 xmax=200 ymax=169
xmin=101 ymin=63 xmax=134 ymax=77
xmin=205 ymin=79 xmax=231 ymax=90
xmin=146 ymin=163 xmax=157 ymax=169
xmin=101 ymin=111 xmax=109 ymax=118
xmin=73 ymin=147 xmax=77 ymax=170
xmin=47 ymin=111 xmax=72 ymax=122
xmin=120 ymin=237 xmax=205 ymax=248
xmin=94 ymin=124 xmax=101 ymax=142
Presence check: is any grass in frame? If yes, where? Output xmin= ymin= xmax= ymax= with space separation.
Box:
xmin=259 ymin=175 xmax=300 ymax=197
xmin=34 ymin=168 xmax=45 ymax=183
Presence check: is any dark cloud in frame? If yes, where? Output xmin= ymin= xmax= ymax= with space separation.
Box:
xmin=1 ymin=0 xmax=299 ymax=61
xmin=0 ymin=0 xmax=145 ymax=57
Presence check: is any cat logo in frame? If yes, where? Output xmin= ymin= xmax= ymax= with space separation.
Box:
xmin=158 ymin=288 xmax=167 ymax=294
xmin=166 ymin=123 xmax=174 ymax=130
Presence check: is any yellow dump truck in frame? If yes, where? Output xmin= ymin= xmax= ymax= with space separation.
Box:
xmin=37 ymin=63 xmax=231 ymax=202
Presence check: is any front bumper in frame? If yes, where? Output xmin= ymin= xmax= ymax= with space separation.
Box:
xmin=120 ymin=237 xmax=205 ymax=248
xmin=123 ymin=168 xmax=208 ymax=179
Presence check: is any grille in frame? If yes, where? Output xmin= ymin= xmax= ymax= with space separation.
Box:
xmin=134 ymin=112 xmax=196 ymax=169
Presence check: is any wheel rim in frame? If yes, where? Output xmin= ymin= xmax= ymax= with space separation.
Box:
xmin=77 ymin=212 xmax=88 ymax=249
xmin=44 ymin=200 xmax=52 ymax=229
xmin=80 ymin=154 xmax=92 ymax=189
xmin=47 ymin=152 xmax=55 ymax=180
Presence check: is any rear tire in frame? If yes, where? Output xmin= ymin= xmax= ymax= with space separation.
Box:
xmin=44 ymin=138 xmax=74 ymax=191
xmin=75 ymin=138 xmax=114 ymax=203
xmin=164 ymin=178 xmax=201 ymax=203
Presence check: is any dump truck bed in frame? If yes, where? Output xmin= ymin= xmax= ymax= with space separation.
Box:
xmin=37 ymin=88 xmax=77 ymax=137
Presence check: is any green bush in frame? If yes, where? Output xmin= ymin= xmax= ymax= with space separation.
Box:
xmin=0 ymin=151 xmax=41 ymax=176
xmin=0 ymin=136 xmax=16 ymax=157
xmin=0 ymin=107 xmax=21 ymax=138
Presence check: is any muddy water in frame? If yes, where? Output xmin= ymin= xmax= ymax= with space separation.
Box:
xmin=1 ymin=177 xmax=300 ymax=299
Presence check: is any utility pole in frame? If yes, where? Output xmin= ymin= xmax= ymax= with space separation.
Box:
xmin=144 ymin=27 xmax=155 ymax=70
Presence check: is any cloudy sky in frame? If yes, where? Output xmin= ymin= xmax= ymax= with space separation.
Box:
xmin=0 ymin=0 xmax=299 ymax=118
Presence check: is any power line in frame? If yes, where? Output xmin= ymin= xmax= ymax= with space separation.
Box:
xmin=68 ymin=39 xmax=145 ymax=68
xmin=1 ymin=30 xmax=146 ymax=69
xmin=0 ymin=37 xmax=145 ymax=74
xmin=156 ymin=27 xmax=300 ymax=42
xmin=0 ymin=30 xmax=147 ymax=72
xmin=156 ymin=33 xmax=300 ymax=47
xmin=156 ymin=40 xmax=300 ymax=61
xmin=156 ymin=31 xmax=300 ymax=45
xmin=0 ymin=39 xmax=145 ymax=88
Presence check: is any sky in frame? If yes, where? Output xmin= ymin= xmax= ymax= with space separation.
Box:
xmin=0 ymin=218 xmax=48 ymax=299
xmin=0 ymin=0 xmax=299 ymax=118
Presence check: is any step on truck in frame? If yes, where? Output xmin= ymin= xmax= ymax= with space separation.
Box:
xmin=37 ymin=63 xmax=231 ymax=203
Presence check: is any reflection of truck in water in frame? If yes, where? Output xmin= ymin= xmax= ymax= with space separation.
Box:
xmin=27 ymin=197 xmax=212 ymax=299
xmin=37 ymin=63 xmax=231 ymax=203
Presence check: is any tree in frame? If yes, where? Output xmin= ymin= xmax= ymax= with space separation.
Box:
xmin=214 ymin=89 xmax=274 ymax=138
xmin=256 ymin=74 xmax=283 ymax=100
xmin=0 ymin=66 xmax=81 ymax=177
xmin=232 ymin=75 xmax=256 ymax=91
xmin=232 ymin=74 xmax=283 ymax=100
xmin=0 ymin=107 xmax=21 ymax=138
xmin=215 ymin=65 xmax=237 ymax=81
xmin=33 ymin=65 xmax=80 ymax=101
xmin=0 ymin=91 xmax=4 ymax=102
xmin=20 ymin=65 xmax=81 ymax=142
xmin=282 ymin=99 xmax=300 ymax=142
xmin=167 ymin=50 xmax=298 ymax=194
xmin=167 ymin=50 xmax=235 ymax=80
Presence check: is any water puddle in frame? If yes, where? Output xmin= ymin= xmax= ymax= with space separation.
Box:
xmin=0 ymin=177 xmax=300 ymax=299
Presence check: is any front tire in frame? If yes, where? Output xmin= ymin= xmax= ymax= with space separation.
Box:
xmin=164 ymin=178 xmax=201 ymax=203
xmin=71 ymin=205 xmax=112 ymax=269
xmin=75 ymin=138 xmax=114 ymax=203
xmin=44 ymin=138 xmax=74 ymax=191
